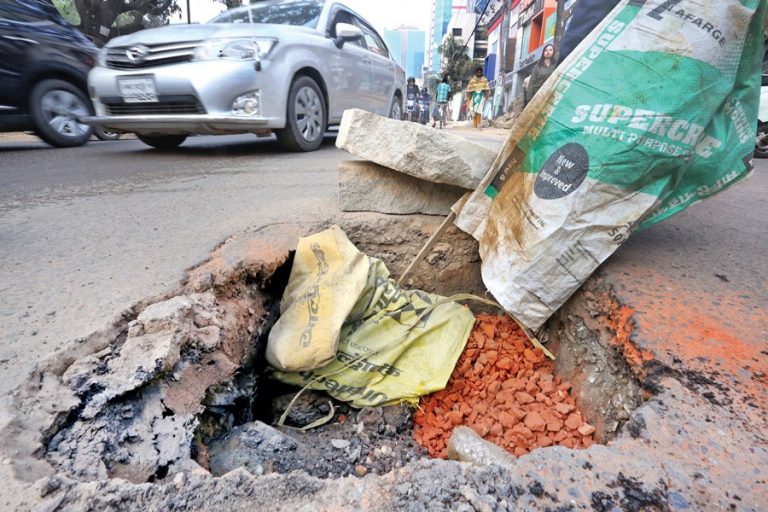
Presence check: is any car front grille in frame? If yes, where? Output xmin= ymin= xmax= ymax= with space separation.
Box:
xmin=106 ymin=41 xmax=200 ymax=70
xmin=102 ymin=95 xmax=206 ymax=116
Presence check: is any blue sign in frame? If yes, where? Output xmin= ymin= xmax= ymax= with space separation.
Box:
xmin=474 ymin=0 xmax=492 ymax=14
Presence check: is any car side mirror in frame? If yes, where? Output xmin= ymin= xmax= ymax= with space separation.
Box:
xmin=334 ymin=23 xmax=363 ymax=48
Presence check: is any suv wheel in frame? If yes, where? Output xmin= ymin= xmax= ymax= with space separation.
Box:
xmin=137 ymin=134 xmax=187 ymax=149
xmin=276 ymin=76 xmax=326 ymax=152
xmin=30 ymin=79 xmax=93 ymax=148
xmin=389 ymin=96 xmax=402 ymax=120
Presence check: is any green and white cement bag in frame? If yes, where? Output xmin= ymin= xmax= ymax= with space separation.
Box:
xmin=455 ymin=0 xmax=766 ymax=331
xmin=269 ymin=227 xmax=475 ymax=408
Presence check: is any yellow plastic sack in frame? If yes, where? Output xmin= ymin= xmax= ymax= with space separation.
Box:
xmin=270 ymin=247 xmax=475 ymax=408
xmin=266 ymin=225 xmax=370 ymax=372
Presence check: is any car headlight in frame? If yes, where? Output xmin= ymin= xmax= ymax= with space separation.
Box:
xmin=193 ymin=38 xmax=277 ymax=61
xmin=97 ymin=47 xmax=108 ymax=67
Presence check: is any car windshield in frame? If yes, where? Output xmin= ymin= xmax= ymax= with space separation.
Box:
xmin=209 ymin=0 xmax=323 ymax=28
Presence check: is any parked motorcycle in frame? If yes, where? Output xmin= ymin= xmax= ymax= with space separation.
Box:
xmin=755 ymin=74 xmax=768 ymax=158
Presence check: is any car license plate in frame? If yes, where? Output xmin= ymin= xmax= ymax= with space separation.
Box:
xmin=118 ymin=77 xmax=158 ymax=103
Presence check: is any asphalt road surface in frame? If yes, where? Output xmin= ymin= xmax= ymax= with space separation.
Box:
xmin=0 ymin=133 xmax=345 ymax=410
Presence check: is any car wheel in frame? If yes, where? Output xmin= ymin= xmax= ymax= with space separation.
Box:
xmin=94 ymin=127 xmax=121 ymax=141
xmin=755 ymin=123 xmax=768 ymax=158
xmin=389 ymin=96 xmax=402 ymax=120
xmin=137 ymin=134 xmax=187 ymax=149
xmin=29 ymin=79 xmax=93 ymax=148
xmin=276 ymin=76 xmax=326 ymax=152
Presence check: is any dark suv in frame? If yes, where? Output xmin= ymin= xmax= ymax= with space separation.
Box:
xmin=0 ymin=0 xmax=97 ymax=147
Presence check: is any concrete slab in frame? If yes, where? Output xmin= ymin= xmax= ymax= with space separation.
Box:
xmin=338 ymin=160 xmax=466 ymax=216
xmin=336 ymin=109 xmax=497 ymax=190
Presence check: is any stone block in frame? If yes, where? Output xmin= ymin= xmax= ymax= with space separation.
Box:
xmin=338 ymin=160 xmax=466 ymax=216
xmin=336 ymin=109 xmax=496 ymax=190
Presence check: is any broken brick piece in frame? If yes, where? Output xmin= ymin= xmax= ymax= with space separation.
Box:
xmin=448 ymin=410 xmax=464 ymax=426
xmin=499 ymin=411 xmax=517 ymax=428
xmin=501 ymin=379 xmax=517 ymax=390
xmin=565 ymin=413 xmax=582 ymax=431
xmin=539 ymin=379 xmax=554 ymax=394
xmin=479 ymin=322 xmax=495 ymax=338
xmin=523 ymin=349 xmax=539 ymax=362
xmin=524 ymin=412 xmax=547 ymax=432
xmin=515 ymin=392 xmax=535 ymax=404
xmin=525 ymin=380 xmax=540 ymax=394
xmin=510 ymin=405 xmax=527 ymax=420
xmin=512 ymin=422 xmax=534 ymax=439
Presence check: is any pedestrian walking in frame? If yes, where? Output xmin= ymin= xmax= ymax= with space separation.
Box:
xmin=524 ymin=44 xmax=557 ymax=107
xmin=433 ymin=76 xmax=452 ymax=128
xmin=465 ymin=67 xmax=490 ymax=129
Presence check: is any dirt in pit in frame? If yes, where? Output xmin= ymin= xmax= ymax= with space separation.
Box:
xmin=545 ymin=281 xmax=646 ymax=441
xmin=194 ymin=388 xmax=425 ymax=479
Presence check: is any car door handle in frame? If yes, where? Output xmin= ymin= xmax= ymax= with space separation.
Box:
xmin=1 ymin=35 xmax=38 ymax=44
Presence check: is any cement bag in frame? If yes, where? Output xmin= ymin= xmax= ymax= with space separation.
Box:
xmin=266 ymin=226 xmax=370 ymax=372
xmin=455 ymin=0 xmax=765 ymax=331
xmin=271 ymin=257 xmax=475 ymax=408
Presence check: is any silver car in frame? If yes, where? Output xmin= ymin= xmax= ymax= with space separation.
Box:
xmin=84 ymin=0 xmax=405 ymax=151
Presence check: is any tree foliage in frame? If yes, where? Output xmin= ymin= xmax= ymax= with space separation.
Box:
xmin=63 ymin=0 xmax=180 ymax=45
xmin=438 ymin=36 xmax=475 ymax=90
xmin=215 ymin=0 xmax=244 ymax=8
xmin=52 ymin=0 xmax=80 ymax=24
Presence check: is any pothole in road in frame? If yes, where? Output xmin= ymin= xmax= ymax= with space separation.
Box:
xmin=40 ymin=218 xmax=645 ymax=484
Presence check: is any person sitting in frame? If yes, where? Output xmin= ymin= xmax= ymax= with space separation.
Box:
xmin=406 ymin=77 xmax=419 ymax=101
xmin=419 ymin=87 xmax=431 ymax=124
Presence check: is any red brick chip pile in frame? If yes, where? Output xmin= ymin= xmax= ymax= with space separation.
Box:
xmin=414 ymin=314 xmax=595 ymax=458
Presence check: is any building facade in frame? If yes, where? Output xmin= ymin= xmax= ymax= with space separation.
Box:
xmin=475 ymin=0 xmax=578 ymax=115
xmin=384 ymin=28 xmax=426 ymax=79
xmin=427 ymin=0 xmax=455 ymax=73
xmin=511 ymin=0 xmax=577 ymax=104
